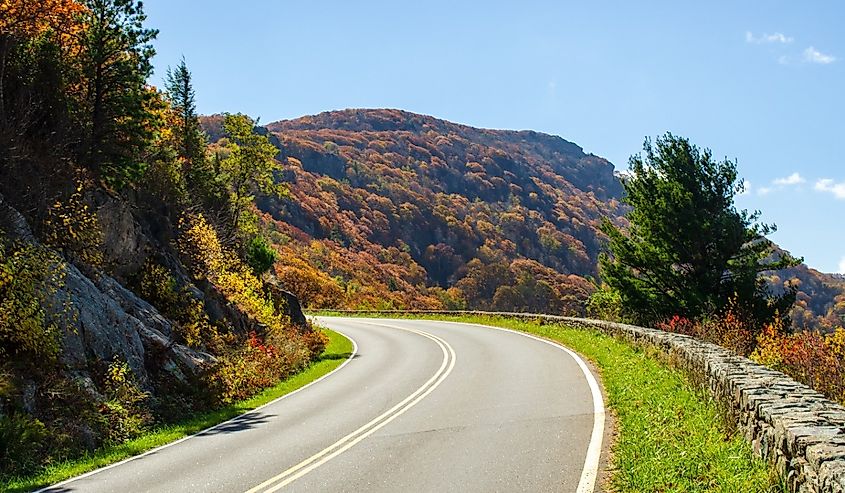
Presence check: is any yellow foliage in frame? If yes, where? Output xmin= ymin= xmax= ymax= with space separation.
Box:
xmin=0 ymin=240 xmax=64 ymax=359
xmin=178 ymin=213 xmax=288 ymax=334
xmin=749 ymin=323 xmax=785 ymax=369
xmin=44 ymin=182 xmax=104 ymax=266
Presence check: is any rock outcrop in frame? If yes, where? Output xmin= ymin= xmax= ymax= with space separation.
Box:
xmin=0 ymin=192 xmax=213 ymax=391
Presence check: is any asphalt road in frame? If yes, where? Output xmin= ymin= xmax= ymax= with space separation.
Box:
xmin=42 ymin=317 xmax=605 ymax=493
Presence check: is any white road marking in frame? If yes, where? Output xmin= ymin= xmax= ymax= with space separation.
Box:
xmin=381 ymin=318 xmax=606 ymax=493
xmin=244 ymin=322 xmax=457 ymax=493
xmin=35 ymin=328 xmax=359 ymax=493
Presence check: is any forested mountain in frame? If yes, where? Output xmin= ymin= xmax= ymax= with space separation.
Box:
xmin=766 ymin=263 xmax=845 ymax=330
xmin=204 ymin=109 xmax=627 ymax=314
xmin=204 ymin=109 xmax=845 ymax=329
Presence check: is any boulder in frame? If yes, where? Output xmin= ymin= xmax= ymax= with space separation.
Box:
xmin=266 ymin=280 xmax=307 ymax=328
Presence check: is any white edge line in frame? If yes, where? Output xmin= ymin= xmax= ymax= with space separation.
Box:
xmin=36 ymin=328 xmax=359 ymax=493
xmin=342 ymin=317 xmax=606 ymax=493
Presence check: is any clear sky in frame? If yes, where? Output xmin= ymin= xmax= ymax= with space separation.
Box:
xmin=144 ymin=0 xmax=845 ymax=273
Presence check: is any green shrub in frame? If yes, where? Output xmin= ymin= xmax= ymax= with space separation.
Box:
xmin=0 ymin=240 xmax=63 ymax=360
xmin=0 ymin=413 xmax=47 ymax=476
xmin=586 ymin=284 xmax=627 ymax=322
xmin=245 ymin=235 xmax=277 ymax=275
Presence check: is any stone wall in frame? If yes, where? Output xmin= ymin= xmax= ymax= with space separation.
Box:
xmin=324 ymin=310 xmax=845 ymax=493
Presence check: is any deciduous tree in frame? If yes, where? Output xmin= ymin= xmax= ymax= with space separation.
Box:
xmin=219 ymin=113 xmax=285 ymax=237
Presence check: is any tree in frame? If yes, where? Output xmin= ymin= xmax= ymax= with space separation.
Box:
xmin=164 ymin=57 xmax=204 ymax=168
xmin=219 ymin=113 xmax=285 ymax=237
xmin=77 ymin=0 xmax=158 ymax=187
xmin=599 ymin=133 xmax=799 ymax=328
xmin=245 ymin=234 xmax=277 ymax=275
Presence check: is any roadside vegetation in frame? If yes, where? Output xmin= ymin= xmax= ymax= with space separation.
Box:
xmin=0 ymin=328 xmax=353 ymax=493
xmin=316 ymin=311 xmax=784 ymax=492
xmin=1 ymin=0 xmax=334 ymax=483
xmin=590 ymin=134 xmax=845 ymax=405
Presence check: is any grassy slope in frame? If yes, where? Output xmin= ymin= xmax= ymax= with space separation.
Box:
xmin=315 ymin=312 xmax=783 ymax=492
xmin=2 ymin=328 xmax=354 ymax=493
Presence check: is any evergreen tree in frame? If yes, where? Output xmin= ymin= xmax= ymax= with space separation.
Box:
xmin=78 ymin=0 xmax=158 ymax=187
xmin=599 ymin=133 xmax=799 ymax=328
xmin=164 ymin=57 xmax=204 ymax=167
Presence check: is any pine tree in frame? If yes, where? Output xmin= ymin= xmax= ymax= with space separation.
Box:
xmin=78 ymin=0 xmax=158 ymax=187
xmin=599 ymin=133 xmax=800 ymax=328
xmin=164 ymin=57 xmax=204 ymax=167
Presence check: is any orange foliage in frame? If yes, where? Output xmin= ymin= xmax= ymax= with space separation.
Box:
xmin=751 ymin=325 xmax=845 ymax=405
xmin=201 ymin=109 xmax=625 ymax=314
xmin=0 ymin=0 xmax=84 ymax=38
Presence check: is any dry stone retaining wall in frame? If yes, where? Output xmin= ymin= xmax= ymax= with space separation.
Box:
xmin=323 ymin=310 xmax=845 ymax=493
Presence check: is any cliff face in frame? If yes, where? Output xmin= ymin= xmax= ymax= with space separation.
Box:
xmin=0 ymin=178 xmax=312 ymax=470
xmin=0 ymin=190 xmax=212 ymax=392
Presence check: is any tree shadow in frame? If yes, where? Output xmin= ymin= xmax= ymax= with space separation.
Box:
xmin=319 ymin=352 xmax=358 ymax=361
xmin=198 ymin=411 xmax=275 ymax=436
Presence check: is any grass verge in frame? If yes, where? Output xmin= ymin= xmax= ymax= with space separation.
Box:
xmin=2 ymin=328 xmax=354 ymax=493
xmin=314 ymin=312 xmax=784 ymax=492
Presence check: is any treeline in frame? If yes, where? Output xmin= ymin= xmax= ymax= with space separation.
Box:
xmin=1 ymin=0 xmax=324 ymax=479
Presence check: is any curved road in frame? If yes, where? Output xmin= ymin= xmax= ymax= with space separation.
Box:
xmin=42 ymin=318 xmax=605 ymax=493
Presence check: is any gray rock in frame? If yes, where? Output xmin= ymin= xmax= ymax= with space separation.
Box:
xmin=96 ymin=194 xmax=149 ymax=276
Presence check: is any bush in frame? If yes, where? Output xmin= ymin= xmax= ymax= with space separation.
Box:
xmin=752 ymin=326 xmax=845 ymax=404
xmin=179 ymin=213 xmax=289 ymax=335
xmin=0 ymin=413 xmax=47 ymax=476
xmin=101 ymin=361 xmax=153 ymax=444
xmin=656 ymin=298 xmax=760 ymax=357
xmin=587 ymin=284 xmax=627 ymax=322
xmin=0 ymin=239 xmax=63 ymax=360
xmin=206 ymin=331 xmax=310 ymax=405
xmin=43 ymin=182 xmax=104 ymax=266
xmin=138 ymin=261 xmax=216 ymax=348
xmin=300 ymin=328 xmax=330 ymax=360
xmin=245 ymin=235 xmax=277 ymax=275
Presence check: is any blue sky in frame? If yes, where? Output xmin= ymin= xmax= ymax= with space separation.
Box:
xmin=145 ymin=1 xmax=845 ymax=273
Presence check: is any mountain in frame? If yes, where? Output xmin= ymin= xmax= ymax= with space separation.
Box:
xmin=765 ymin=263 xmax=845 ymax=330
xmin=204 ymin=108 xmax=845 ymax=329
xmin=205 ymin=109 xmax=627 ymax=313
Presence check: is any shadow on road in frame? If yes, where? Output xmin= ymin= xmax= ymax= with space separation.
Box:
xmin=198 ymin=411 xmax=275 ymax=435
xmin=320 ymin=352 xmax=358 ymax=361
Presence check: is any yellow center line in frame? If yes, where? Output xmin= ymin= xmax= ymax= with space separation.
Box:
xmin=243 ymin=323 xmax=457 ymax=493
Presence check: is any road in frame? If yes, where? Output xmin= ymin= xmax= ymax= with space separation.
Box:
xmin=42 ymin=317 xmax=605 ymax=493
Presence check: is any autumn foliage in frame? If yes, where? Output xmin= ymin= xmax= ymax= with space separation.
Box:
xmin=751 ymin=324 xmax=845 ymax=405
xmin=657 ymin=309 xmax=845 ymax=405
xmin=202 ymin=108 xmax=627 ymax=314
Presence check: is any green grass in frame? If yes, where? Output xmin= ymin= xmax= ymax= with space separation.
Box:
xmin=1 ymin=328 xmax=354 ymax=493
xmin=315 ymin=312 xmax=784 ymax=493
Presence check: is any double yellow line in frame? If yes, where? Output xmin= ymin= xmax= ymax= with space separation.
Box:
xmin=244 ymin=323 xmax=457 ymax=493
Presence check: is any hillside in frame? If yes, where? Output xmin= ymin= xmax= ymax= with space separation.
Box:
xmin=766 ymin=264 xmax=845 ymax=330
xmin=0 ymin=5 xmax=325 ymax=478
xmin=205 ymin=109 xmax=628 ymax=314
xmin=205 ymin=109 xmax=845 ymax=329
